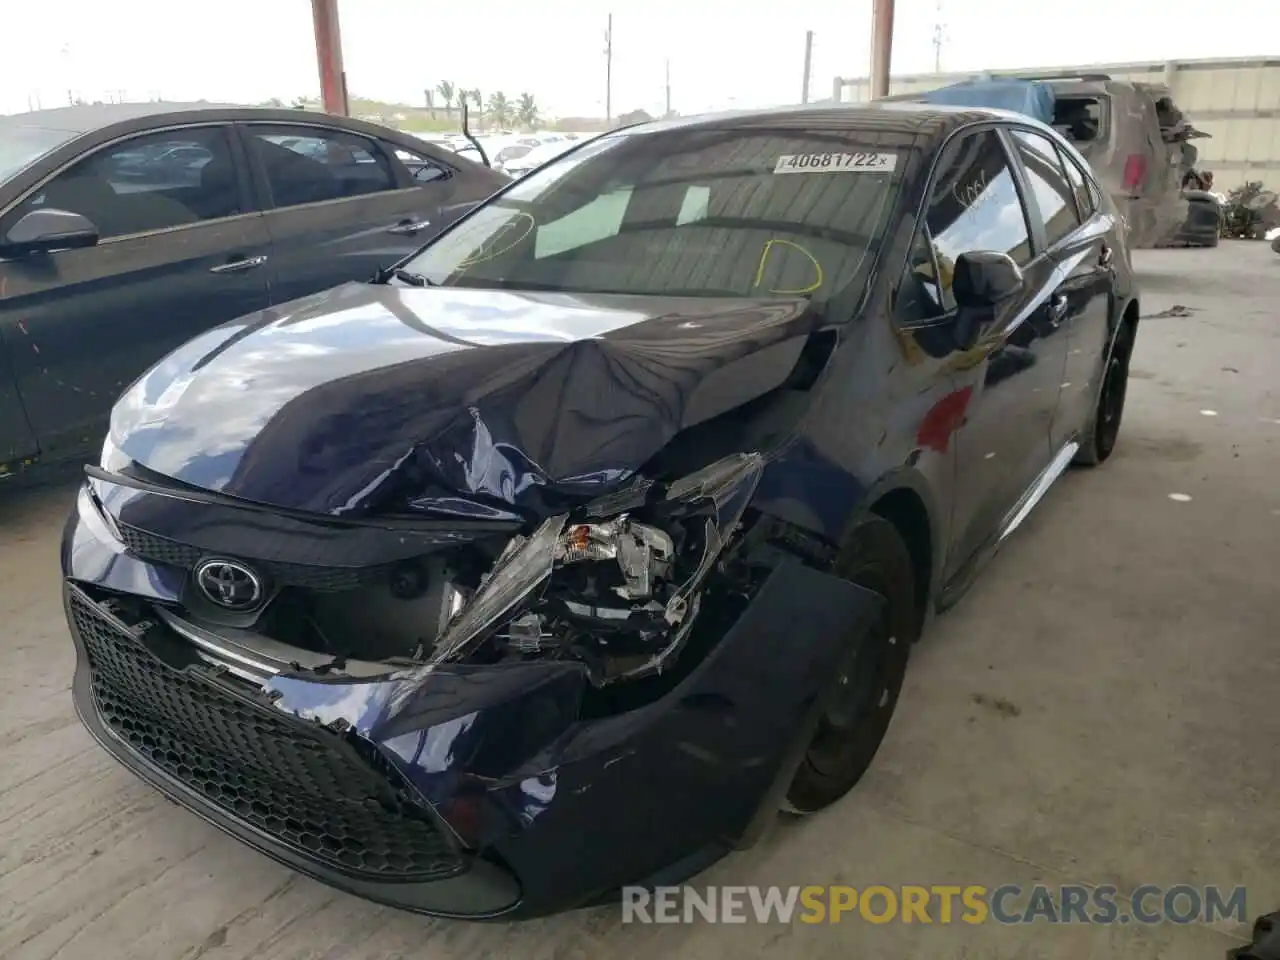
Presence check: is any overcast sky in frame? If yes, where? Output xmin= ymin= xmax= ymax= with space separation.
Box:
xmin=3 ymin=0 xmax=1278 ymax=119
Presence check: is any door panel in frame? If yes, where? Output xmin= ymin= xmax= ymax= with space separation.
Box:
xmin=0 ymin=329 xmax=37 ymax=465
xmin=925 ymin=130 xmax=1068 ymax=578
xmin=1051 ymin=150 xmax=1117 ymax=441
xmin=1009 ymin=128 xmax=1116 ymax=451
xmin=240 ymin=124 xmax=451 ymax=305
xmin=0 ymin=124 xmax=270 ymax=462
xmin=1 ymin=218 xmax=271 ymax=460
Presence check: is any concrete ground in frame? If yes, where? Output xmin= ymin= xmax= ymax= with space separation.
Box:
xmin=2 ymin=242 xmax=1277 ymax=960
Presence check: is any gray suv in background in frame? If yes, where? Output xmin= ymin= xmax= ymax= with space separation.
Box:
xmin=1036 ymin=74 xmax=1210 ymax=248
xmin=887 ymin=73 xmax=1210 ymax=248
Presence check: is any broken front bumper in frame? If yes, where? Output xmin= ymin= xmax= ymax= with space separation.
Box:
xmin=63 ymin=483 xmax=884 ymax=918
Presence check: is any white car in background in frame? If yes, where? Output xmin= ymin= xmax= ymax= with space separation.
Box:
xmin=499 ymin=139 xmax=580 ymax=178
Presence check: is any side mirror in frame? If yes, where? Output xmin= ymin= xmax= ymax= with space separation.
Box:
xmin=951 ymin=251 xmax=1023 ymax=349
xmin=0 ymin=208 xmax=100 ymax=258
xmin=953 ymin=251 xmax=1023 ymax=308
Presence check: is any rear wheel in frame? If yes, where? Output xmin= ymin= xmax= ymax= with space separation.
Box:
xmin=1074 ymin=320 xmax=1136 ymax=466
xmin=783 ymin=515 xmax=917 ymax=814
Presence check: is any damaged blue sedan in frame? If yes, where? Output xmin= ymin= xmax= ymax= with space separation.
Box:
xmin=63 ymin=99 xmax=1138 ymax=919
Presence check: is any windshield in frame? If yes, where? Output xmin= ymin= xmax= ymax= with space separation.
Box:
xmin=401 ymin=127 xmax=906 ymax=305
xmin=0 ymin=126 xmax=78 ymax=183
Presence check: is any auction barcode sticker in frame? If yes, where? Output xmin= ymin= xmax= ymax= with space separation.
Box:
xmin=773 ymin=152 xmax=898 ymax=174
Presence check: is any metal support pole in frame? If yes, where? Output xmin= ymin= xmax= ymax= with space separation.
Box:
xmin=801 ymin=31 xmax=814 ymax=103
xmin=869 ymin=0 xmax=895 ymax=100
xmin=604 ymin=14 xmax=613 ymax=125
xmin=312 ymin=0 xmax=348 ymax=115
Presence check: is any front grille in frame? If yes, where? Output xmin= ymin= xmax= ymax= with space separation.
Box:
xmin=69 ymin=586 xmax=464 ymax=882
xmin=116 ymin=524 xmax=391 ymax=592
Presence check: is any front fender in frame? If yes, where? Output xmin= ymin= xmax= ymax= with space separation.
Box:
xmin=263 ymin=559 xmax=884 ymax=914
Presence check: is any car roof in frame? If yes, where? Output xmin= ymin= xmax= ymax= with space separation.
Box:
xmin=0 ymin=102 xmax=433 ymax=144
xmin=0 ymin=101 xmax=246 ymax=136
xmin=615 ymin=100 xmax=1032 ymax=145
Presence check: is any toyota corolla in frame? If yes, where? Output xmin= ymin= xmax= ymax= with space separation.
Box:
xmin=63 ymin=98 xmax=1138 ymax=919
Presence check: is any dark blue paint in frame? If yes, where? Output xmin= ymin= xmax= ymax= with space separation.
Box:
xmin=63 ymin=485 xmax=882 ymax=916
xmin=58 ymin=103 xmax=1139 ymax=920
xmin=107 ymin=284 xmax=819 ymax=518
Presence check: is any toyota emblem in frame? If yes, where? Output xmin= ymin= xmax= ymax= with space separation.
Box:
xmin=194 ymin=558 xmax=264 ymax=611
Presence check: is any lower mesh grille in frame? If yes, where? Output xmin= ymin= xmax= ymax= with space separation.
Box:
xmin=69 ymin=586 xmax=464 ymax=882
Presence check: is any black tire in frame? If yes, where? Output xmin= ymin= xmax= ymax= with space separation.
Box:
xmin=783 ymin=515 xmax=917 ymax=814
xmin=1074 ymin=320 xmax=1136 ymax=467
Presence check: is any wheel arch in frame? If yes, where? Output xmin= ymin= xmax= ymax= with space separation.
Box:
xmin=841 ymin=468 xmax=942 ymax=627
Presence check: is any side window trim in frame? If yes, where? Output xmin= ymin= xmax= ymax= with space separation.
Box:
xmin=0 ymin=121 xmax=254 ymax=242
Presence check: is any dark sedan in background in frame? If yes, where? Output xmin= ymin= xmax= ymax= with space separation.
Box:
xmin=64 ymin=99 xmax=1138 ymax=919
xmin=0 ymin=102 xmax=508 ymax=476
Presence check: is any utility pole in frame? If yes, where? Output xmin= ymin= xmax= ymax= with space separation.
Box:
xmin=604 ymin=14 xmax=613 ymax=125
xmin=932 ymin=0 xmax=948 ymax=72
xmin=665 ymin=59 xmax=671 ymax=116
xmin=869 ymin=0 xmax=895 ymax=100
xmin=311 ymin=0 xmax=349 ymax=115
xmin=801 ymin=30 xmax=814 ymax=103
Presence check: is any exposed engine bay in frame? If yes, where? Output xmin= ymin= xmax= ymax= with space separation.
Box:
xmin=207 ymin=454 xmax=764 ymax=689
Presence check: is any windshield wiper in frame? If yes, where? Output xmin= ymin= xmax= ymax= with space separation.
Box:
xmin=373 ymin=264 xmax=435 ymax=287
xmin=390 ymin=268 xmax=435 ymax=287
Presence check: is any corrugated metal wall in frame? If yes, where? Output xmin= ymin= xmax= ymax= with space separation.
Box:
xmin=834 ymin=57 xmax=1280 ymax=189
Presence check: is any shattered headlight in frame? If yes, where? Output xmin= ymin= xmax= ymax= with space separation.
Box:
xmin=431 ymin=453 xmax=765 ymax=684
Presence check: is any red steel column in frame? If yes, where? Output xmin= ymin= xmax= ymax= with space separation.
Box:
xmin=312 ymin=0 xmax=348 ymax=115
xmin=869 ymin=0 xmax=895 ymax=100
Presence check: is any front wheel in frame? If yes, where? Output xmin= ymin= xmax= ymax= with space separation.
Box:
xmin=1074 ymin=320 xmax=1136 ymax=466
xmin=783 ymin=515 xmax=917 ymax=814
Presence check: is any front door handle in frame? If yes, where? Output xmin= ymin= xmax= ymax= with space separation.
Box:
xmin=210 ymin=255 xmax=268 ymax=274
xmin=387 ymin=219 xmax=432 ymax=236
xmin=1047 ymin=294 xmax=1069 ymax=327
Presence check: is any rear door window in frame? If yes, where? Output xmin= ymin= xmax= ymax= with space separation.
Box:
xmin=1009 ymin=129 xmax=1082 ymax=247
xmin=246 ymin=126 xmax=398 ymax=207
xmin=1058 ymin=150 xmax=1096 ymax=220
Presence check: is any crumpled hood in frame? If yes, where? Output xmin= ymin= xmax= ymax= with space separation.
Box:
xmin=109 ymin=282 xmax=819 ymax=517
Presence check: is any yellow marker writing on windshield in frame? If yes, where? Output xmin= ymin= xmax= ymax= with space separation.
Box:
xmin=753 ymin=239 xmax=824 ymax=295
xmin=457 ymin=212 xmax=536 ymax=268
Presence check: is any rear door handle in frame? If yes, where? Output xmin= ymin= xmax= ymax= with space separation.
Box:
xmin=1098 ymin=244 xmax=1113 ymax=268
xmin=387 ymin=219 xmax=431 ymax=235
xmin=210 ymin=255 xmax=268 ymax=274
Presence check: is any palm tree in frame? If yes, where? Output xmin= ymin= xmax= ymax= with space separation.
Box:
xmin=423 ymin=87 xmax=436 ymax=119
xmin=468 ymin=88 xmax=483 ymax=129
xmin=486 ymin=92 xmax=511 ymax=130
xmin=516 ymin=93 xmax=539 ymax=131
xmin=436 ymin=80 xmax=455 ymax=118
